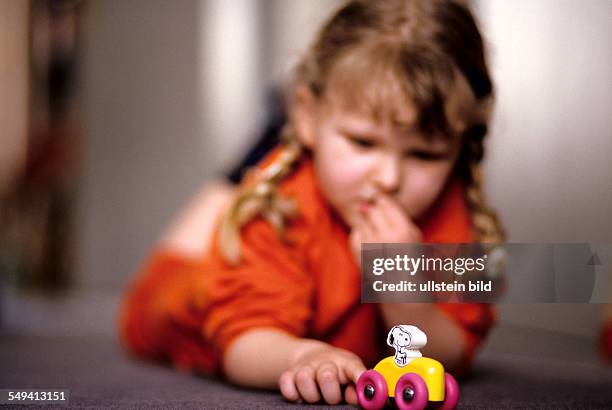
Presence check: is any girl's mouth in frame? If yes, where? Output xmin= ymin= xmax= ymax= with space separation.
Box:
xmin=358 ymin=200 xmax=374 ymax=214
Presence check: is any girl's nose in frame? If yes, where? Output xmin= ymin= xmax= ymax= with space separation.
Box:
xmin=374 ymin=154 xmax=401 ymax=193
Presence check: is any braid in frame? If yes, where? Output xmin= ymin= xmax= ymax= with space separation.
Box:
xmin=219 ymin=133 xmax=303 ymax=265
xmin=465 ymin=163 xmax=505 ymax=244
xmin=457 ymin=121 xmax=505 ymax=245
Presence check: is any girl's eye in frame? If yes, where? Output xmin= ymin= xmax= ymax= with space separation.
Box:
xmin=348 ymin=136 xmax=376 ymax=149
xmin=406 ymin=150 xmax=449 ymax=161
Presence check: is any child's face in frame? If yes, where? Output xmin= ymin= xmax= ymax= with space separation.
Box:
xmin=296 ymin=90 xmax=462 ymax=228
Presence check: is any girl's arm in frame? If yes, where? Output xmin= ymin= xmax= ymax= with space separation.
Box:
xmin=134 ymin=176 xmax=367 ymax=404
xmin=129 ymin=180 xmax=367 ymax=405
xmin=223 ymin=328 xmax=365 ymax=405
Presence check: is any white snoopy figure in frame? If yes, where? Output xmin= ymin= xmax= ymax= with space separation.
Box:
xmin=387 ymin=325 xmax=428 ymax=367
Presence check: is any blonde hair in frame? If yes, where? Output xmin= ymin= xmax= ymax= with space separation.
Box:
xmin=220 ymin=0 xmax=505 ymax=264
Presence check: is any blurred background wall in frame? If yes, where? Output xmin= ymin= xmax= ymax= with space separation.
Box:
xmin=476 ymin=0 xmax=612 ymax=337
xmin=78 ymin=0 xmax=343 ymax=291
xmin=2 ymin=0 xmax=611 ymax=339
xmin=479 ymin=0 xmax=612 ymax=243
xmin=78 ymin=0 xmax=205 ymax=290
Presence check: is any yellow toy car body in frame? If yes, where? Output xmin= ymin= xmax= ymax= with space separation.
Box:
xmin=357 ymin=355 xmax=459 ymax=410
xmin=373 ymin=356 xmax=445 ymax=401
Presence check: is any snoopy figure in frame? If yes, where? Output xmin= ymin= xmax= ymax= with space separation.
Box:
xmin=387 ymin=325 xmax=428 ymax=367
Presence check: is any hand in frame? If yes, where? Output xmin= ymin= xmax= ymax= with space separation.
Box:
xmin=278 ymin=342 xmax=366 ymax=404
xmin=349 ymin=193 xmax=422 ymax=265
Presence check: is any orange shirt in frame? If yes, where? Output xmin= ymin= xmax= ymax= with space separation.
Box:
xmin=120 ymin=151 xmax=495 ymax=375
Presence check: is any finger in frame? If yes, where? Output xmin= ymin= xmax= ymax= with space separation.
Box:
xmin=344 ymin=359 xmax=367 ymax=384
xmin=337 ymin=363 xmax=349 ymax=385
xmin=278 ymin=370 xmax=300 ymax=402
xmin=374 ymin=195 xmax=422 ymax=242
xmin=376 ymin=194 xmax=410 ymax=224
xmin=344 ymin=384 xmax=358 ymax=405
xmin=402 ymin=220 xmax=423 ymax=243
xmin=351 ymin=214 xmax=365 ymax=238
xmin=352 ymin=212 xmax=374 ymax=246
xmin=316 ymin=362 xmax=342 ymax=405
xmin=377 ymin=194 xmax=415 ymax=229
xmin=295 ymin=366 xmax=320 ymax=403
xmin=366 ymin=200 xmax=391 ymax=233
xmin=332 ymin=353 xmax=357 ymax=385
xmin=359 ymin=211 xmax=377 ymax=242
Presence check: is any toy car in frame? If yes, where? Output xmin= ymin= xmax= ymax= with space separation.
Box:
xmin=356 ymin=325 xmax=459 ymax=410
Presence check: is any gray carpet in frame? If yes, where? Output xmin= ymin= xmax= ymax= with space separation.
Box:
xmin=1 ymin=326 xmax=611 ymax=409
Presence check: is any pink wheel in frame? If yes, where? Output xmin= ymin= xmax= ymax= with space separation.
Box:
xmin=393 ymin=373 xmax=428 ymax=410
xmin=436 ymin=372 xmax=460 ymax=410
xmin=356 ymin=370 xmax=388 ymax=410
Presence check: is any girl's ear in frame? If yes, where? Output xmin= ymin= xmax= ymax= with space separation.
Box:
xmin=290 ymin=84 xmax=318 ymax=149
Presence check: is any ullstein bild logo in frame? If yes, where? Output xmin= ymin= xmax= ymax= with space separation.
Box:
xmin=360 ymin=243 xmax=612 ymax=304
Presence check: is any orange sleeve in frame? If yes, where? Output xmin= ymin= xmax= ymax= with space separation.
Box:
xmin=437 ymin=302 xmax=496 ymax=371
xmin=195 ymin=214 xmax=315 ymax=363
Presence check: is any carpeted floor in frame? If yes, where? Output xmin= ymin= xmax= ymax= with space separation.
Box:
xmin=1 ymin=325 xmax=611 ymax=409
xmin=1 ymin=292 xmax=611 ymax=408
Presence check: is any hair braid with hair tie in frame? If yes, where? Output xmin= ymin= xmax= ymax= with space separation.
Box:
xmin=219 ymin=138 xmax=303 ymax=265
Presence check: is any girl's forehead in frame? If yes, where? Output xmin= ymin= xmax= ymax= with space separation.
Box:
xmin=324 ymin=105 xmax=416 ymax=138
xmin=324 ymin=92 xmax=417 ymax=129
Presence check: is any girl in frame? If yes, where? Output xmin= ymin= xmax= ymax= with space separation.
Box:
xmin=120 ymin=0 xmax=504 ymax=405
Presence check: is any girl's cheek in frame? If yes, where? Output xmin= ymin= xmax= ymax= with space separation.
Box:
xmin=399 ymin=165 xmax=451 ymax=217
xmin=314 ymin=139 xmax=368 ymax=195
xmin=328 ymin=157 xmax=372 ymax=194
xmin=327 ymin=138 xmax=374 ymax=180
